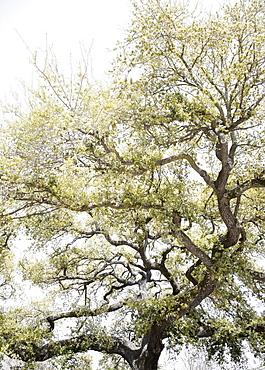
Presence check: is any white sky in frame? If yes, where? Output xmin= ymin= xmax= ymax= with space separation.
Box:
xmin=0 ymin=0 xmax=132 ymax=104
xmin=0 ymin=0 xmax=228 ymax=104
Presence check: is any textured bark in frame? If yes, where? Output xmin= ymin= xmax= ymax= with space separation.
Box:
xmin=132 ymin=325 xmax=166 ymax=370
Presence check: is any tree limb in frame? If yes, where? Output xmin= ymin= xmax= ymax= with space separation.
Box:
xmin=155 ymin=153 xmax=215 ymax=189
xmin=11 ymin=333 xmax=139 ymax=364
xmin=46 ymin=301 xmax=125 ymax=330
xmin=228 ymin=174 xmax=265 ymax=199
xmin=248 ymin=270 xmax=265 ymax=282
xmin=173 ymin=230 xmax=213 ymax=269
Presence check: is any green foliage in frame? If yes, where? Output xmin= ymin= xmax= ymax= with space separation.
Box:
xmin=206 ymin=319 xmax=244 ymax=363
xmin=98 ymin=354 xmax=130 ymax=370
xmin=39 ymin=353 xmax=93 ymax=370
xmin=0 ymin=308 xmax=51 ymax=361
xmin=130 ymin=295 xmax=180 ymax=336
xmin=1 ymin=0 xmax=265 ymax=369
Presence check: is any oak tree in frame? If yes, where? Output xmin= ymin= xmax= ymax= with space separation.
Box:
xmin=1 ymin=0 xmax=265 ymax=369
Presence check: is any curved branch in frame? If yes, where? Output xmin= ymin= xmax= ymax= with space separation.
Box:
xmin=159 ymin=245 xmax=181 ymax=294
xmin=155 ymin=153 xmax=215 ymax=188
xmin=185 ymin=259 xmax=202 ymax=286
xmin=12 ymin=333 xmax=139 ymax=364
xmin=151 ymin=261 xmax=181 ymax=295
xmin=173 ymin=230 xmax=213 ymax=269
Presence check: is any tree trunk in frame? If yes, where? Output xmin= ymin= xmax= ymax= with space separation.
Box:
xmin=129 ymin=347 xmax=164 ymax=370
xmin=128 ymin=325 xmax=165 ymax=370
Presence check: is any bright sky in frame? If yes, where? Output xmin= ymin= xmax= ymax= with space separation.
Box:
xmin=0 ymin=0 xmax=228 ymax=104
xmin=0 ymin=0 xmax=132 ymax=104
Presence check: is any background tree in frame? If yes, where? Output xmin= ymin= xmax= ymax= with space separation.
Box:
xmin=177 ymin=344 xmax=253 ymax=370
xmin=1 ymin=0 xmax=265 ymax=369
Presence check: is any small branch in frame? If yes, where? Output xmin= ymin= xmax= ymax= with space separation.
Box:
xmin=79 ymin=201 xmax=163 ymax=212
xmin=229 ymin=131 xmax=238 ymax=163
xmin=196 ymin=323 xmax=215 ymax=338
xmin=185 ymin=260 xmax=202 ymax=286
xmin=248 ymin=270 xmax=265 ymax=282
xmin=151 ymin=258 xmax=181 ymax=295
xmin=233 ymin=193 xmax=241 ymax=217
xmin=103 ymin=233 xmax=139 ymax=251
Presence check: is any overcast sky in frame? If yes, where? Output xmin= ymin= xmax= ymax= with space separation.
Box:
xmin=0 ymin=0 xmax=132 ymax=104
xmin=0 ymin=0 xmax=230 ymax=104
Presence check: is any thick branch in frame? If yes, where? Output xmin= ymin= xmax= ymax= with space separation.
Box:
xmin=178 ymin=273 xmax=217 ymax=318
xmin=155 ymin=153 xmax=215 ymax=189
xmin=12 ymin=333 xmax=139 ymax=365
xmin=174 ymin=230 xmax=213 ymax=269
xmin=47 ymin=301 xmax=125 ymax=330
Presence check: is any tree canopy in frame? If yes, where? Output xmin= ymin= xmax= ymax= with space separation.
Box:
xmin=1 ymin=0 xmax=265 ymax=369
